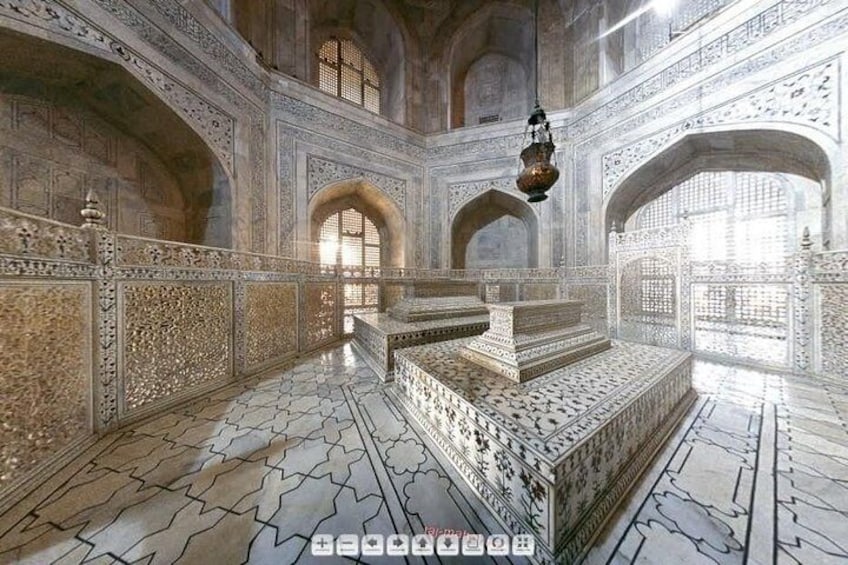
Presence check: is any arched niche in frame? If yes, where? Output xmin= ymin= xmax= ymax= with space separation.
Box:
xmin=308 ymin=0 xmax=410 ymax=124
xmin=451 ymin=190 xmax=539 ymax=269
xmin=463 ymin=53 xmax=529 ymax=126
xmin=308 ymin=179 xmax=405 ymax=267
xmin=604 ymin=129 xmax=833 ymax=253
xmin=0 ymin=28 xmax=233 ymax=247
xmin=445 ymin=3 xmax=534 ymax=129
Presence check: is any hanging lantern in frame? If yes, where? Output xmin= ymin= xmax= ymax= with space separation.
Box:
xmin=516 ymin=0 xmax=560 ymax=203
xmin=516 ymin=103 xmax=559 ymax=202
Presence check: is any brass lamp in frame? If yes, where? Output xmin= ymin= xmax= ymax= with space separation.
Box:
xmin=516 ymin=103 xmax=559 ymax=202
xmin=516 ymin=0 xmax=559 ymax=203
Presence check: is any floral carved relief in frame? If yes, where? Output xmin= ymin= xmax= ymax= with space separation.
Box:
xmin=0 ymin=282 xmax=92 ymax=489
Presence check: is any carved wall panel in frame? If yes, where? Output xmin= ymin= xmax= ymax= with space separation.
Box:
xmin=0 ymin=1 xmax=236 ymax=174
xmin=566 ymin=284 xmax=608 ymax=336
xmin=382 ymin=283 xmax=405 ymax=311
xmin=465 ymin=215 xmax=530 ymax=269
xmin=818 ymin=284 xmax=848 ymax=377
xmin=243 ymin=282 xmax=298 ymax=371
xmin=0 ymin=281 xmax=91 ymax=492
xmin=307 ymin=156 xmax=406 ymax=212
xmin=485 ymin=283 xmax=515 ymax=303
xmin=603 ymin=59 xmax=838 ymax=198
xmin=519 ymin=283 xmax=558 ymax=301
xmin=120 ymin=281 xmax=232 ymax=411
xmin=0 ymin=95 xmax=187 ymax=241
xmin=463 ymin=53 xmax=528 ymax=126
xmin=302 ymin=281 xmax=338 ymax=350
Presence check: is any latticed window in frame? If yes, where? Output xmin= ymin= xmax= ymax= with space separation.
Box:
xmin=318 ymin=38 xmax=380 ymax=114
xmin=635 ymin=0 xmax=733 ymax=66
xmin=633 ymin=171 xmax=793 ymax=264
xmin=319 ymin=208 xmax=381 ymax=267
xmin=318 ymin=208 xmax=381 ymax=333
xmin=630 ymin=171 xmax=805 ymax=367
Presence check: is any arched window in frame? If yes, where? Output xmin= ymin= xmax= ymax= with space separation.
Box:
xmin=318 ymin=208 xmax=381 ymax=333
xmin=319 ymin=208 xmax=381 ymax=267
xmin=629 ymin=171 xmax=798 ymax=264
xmin=625 ymin=170 xmax=822 ymax=366
xmin=318 ymin=38 xmax=381 ymax=114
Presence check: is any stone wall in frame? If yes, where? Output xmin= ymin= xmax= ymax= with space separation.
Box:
xmin=463 ymin=53 xmax=528 ymax=127
xmin=0 ymin=93 xmax=187 ymax=240
xmin=465 ymin=215 xmax=530 ymax=269
xmin=0 ymin=279 xmax=92 ymax=497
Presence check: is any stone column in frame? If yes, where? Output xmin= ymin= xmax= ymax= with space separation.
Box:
xmin=81 ymin=191 xmax=119 ymax=431
xmin=792 ymin=227 xmax=815 ymax=373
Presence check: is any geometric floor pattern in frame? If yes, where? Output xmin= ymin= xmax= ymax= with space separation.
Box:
xmin=0 ymin=343 xmax=846 ymax=564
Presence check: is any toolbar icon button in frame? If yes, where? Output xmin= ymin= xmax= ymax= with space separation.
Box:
xmin=436 ymin=534 xmax=460 ymax=555
xmin=513 ymin=534 xmax=536 ymax=556
xmin=311 ymin=534 xmax=334 ymax=556
xmin=462 ymin=534 xmax=485 ymax=555
xmin=361 ymin=534 xmax=384 ymax=556
xmin=336 ymin=534 xmax=359 ymax=556
xmin=487 ymin=534 xmax=510 ymax=556
xmin=386 ymin=534 xmax=409 ymax=556
xmin=411 ymin=534 xmax=435 ymax=555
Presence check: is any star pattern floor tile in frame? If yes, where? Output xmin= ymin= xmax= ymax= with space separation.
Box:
xmin=1 ymin=345 xmax=847 ymax=564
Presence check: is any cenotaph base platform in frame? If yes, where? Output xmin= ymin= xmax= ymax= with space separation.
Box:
xmin=391 ymin=299 xmax=695 ymax=563
xmin=353 ymin=295 xmax=489 ymax=382
xmin=460 ymin=299 xmax=612 ymax=383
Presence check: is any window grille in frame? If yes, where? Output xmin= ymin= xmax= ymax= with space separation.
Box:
xmin=318 ymin=38 xmax=380 ymax=114
xmin=637 ymin=191 xmax=675 ymax=229
xmin=635 ymin=0 xmax=733 ymax=66
xmin=318 ymin=208 xmax=381 ymax=333
xmin=680 ymin=171 xmax=728 ymax=214
xmin=626 ymin=171 xmax=798 ymax=366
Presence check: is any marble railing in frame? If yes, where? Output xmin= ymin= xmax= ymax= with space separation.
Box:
xmin=0 ymin=205 xmax=562 ymax=513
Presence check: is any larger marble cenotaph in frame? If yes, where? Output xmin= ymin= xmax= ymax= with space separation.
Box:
xmin=352 ymin=280 xmax=490 ymax=381
xmin=392 ymin=299 xmax=695 ymax=563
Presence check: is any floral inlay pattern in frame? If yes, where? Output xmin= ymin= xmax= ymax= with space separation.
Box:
xmin=0 ymin=282 xmax=91 ymax=488
xmin=244 ymin=283 xmax=297 ymax=370
xmin=121 ymin=282 xmax=231 ymax=411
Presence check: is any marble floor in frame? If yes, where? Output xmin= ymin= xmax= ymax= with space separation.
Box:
xmin=0 ymin=343 xmax=846 ymax=564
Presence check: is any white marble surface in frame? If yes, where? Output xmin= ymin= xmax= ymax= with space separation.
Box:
xmin=0 ymin=344 xmax=845 ymax=564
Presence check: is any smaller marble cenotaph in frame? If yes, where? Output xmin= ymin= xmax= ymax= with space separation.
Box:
xmin=460 ymin=299 xmax=611 ymax=383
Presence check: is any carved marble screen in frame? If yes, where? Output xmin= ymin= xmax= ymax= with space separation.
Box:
xmin=618 ymin=257 xmax=679 ymax=347
xmin=623 ymin=172 xmax=814 ymax=368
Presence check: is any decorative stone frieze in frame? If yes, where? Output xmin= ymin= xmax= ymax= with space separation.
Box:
xmin=448 ymin=177 xmax=516 ymax=218
xmin=569 ymin=0 xmax=840 ymax=141
xmin=603 ymin=60 xmax=839 ymax=199
xmin=115 ymin=0 xmax=266 ymax=99
xmin=272 ymin=93 xmax=425 ymax=161
xmin=307 ymin=155 xmax=407 ymax=212
xmin=0 ymin=208 xmax=91 ymax=264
